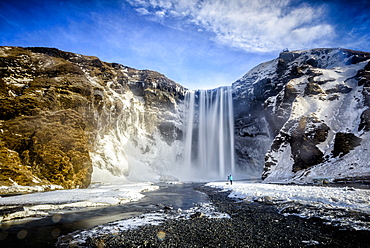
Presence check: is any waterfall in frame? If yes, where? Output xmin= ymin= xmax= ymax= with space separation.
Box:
xmin=183 ymin=87 xmax=235 ymax=179
xmin=89 ymin=80 xmax=235 ymax=182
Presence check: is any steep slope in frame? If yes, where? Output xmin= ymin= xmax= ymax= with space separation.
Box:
xmin=233 ymin=48 xmax=370 ymax=183
xmin=2 ymin=46 xmax=369 ymax=189
xmin=0 ymin=46 xmax=185 ymax=190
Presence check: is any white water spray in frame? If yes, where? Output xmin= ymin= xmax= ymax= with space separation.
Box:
xmin=183 ymin=87 xmax=235 ymax=179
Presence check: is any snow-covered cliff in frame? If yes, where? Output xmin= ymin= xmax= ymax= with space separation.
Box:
xmin=1 ymin=46 xmax=369 ymax=190
xmin=0 ymin=46 xmax=186 ymax=190
xmin=233 ymin=48 xmax=370 ymax=183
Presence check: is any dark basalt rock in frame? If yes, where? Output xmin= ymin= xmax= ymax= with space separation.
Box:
xmin=349 ymin=51 xmax=370 ymax=64
xmin=290 ymin=117 xmax=329 ymax=172
xmin=233 ymin=48 xmax=370 ymax=180
xmin=332 ymin=133 xmax=362 ymax=158
xmin=158 ymin=122 xmax=183 ymax=145
xmin=359 ymin=108 xmax=370 ymax=131
xmin=261 ymin=115 xmax=331 ymax=179
xmin=325 ymin=84 xmax=353 ymax=94
xmin=264 ymin=83 xmax=299 ymax=136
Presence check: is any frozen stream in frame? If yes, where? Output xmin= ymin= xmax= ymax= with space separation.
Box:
xmin=0 ymin=182 xmax=208 ymax=248
xmin=1 ymin=180 xmax=369 ymax=247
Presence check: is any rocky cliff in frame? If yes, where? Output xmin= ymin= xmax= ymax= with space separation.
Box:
xmin=0 ymin=46 xmax=185 ymax=191
xmin=233 ymin=48 xmax=370 ymax=183
xmin=1 ymin=46 xmax=369 ymax=190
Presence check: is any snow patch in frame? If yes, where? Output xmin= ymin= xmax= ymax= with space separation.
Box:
xmin=0 ymin=183 xmax=159 ymax=222
xmin=207 ymin=181 xmax=370 ymax=230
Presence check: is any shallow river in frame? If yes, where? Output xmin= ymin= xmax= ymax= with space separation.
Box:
xmin=0 ymin=182 xmax=208 ymax=248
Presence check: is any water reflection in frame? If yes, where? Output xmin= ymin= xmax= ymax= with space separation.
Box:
xmin=0 ymin=183 xmax=207 ymax=248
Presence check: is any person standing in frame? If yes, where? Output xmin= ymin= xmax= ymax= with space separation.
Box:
xmin=229 ymin=175 xmax=233 ymax=185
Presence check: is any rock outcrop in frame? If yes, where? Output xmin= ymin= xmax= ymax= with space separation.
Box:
xmin=0 ymin=46 xmax=185 ymax=190
xmin=233 ymin=48 xmax=370 ymax=183
xmin=1 ymin=46 xmax=370 ymax=188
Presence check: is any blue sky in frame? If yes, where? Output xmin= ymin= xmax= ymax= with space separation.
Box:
xmin=1 ymin=0 xmax=369 ymax=89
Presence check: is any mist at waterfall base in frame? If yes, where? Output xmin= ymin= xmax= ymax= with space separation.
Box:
xmin=180 ymin=87 xmax=236 ymax=181
xmin=90 ymin=86 xmax=238 ymax=183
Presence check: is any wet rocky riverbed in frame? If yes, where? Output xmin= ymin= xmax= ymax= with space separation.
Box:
xmin=62 ymin=185 xmax=370 ymax=248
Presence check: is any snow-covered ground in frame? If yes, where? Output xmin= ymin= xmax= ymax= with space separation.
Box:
xmin=1 ymin=180 xmax=369 ymax=247
xmin=0 ymin=182 xmax=159 ymax=222
xmin=56 ymin=180 xmax=369 ymax=247
xmin=207 ymin=181 xmax=370 ymax=230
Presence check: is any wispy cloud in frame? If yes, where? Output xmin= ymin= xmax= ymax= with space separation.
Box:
xmin=127 ymin=0 xmax=335 ymax=53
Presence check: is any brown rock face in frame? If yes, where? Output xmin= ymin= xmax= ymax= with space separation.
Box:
xmin=0 ymin=46 xmax=185 ymax=189
xmin=304 ymin=83 xmax=324 ymax=96
xmin=0 ymin=143 xmax=50 ymax=187
xmin=1 ymin=111 xmax=92 ymax=189
xmin=0 ymin=47 xmax=94 ymax=189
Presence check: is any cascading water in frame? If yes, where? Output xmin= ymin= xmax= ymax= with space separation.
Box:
xmin=89 ymin=79 xmax=235 ymax=182
xmin=182 ymin=86 xmax=235 ymax=179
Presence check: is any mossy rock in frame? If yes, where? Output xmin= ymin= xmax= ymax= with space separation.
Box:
xmin=0 ymin=110 xmax=92 ymax=189
xmin=304 ymin=83 xmax=325 ymax=96
xmin=284 ymin=83 xmax=298 ymax=102
xmin=0 ymin=46 xmax=185 ymax=190
xmin=0 ymin=96 xmax=43 ymax=120
xmin=0 ymin=142 xmax=50 ymax=187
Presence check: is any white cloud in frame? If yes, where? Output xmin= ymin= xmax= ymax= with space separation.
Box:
xmin=127 ymin=0 xmax=335 ymax=53
xmin=135 ymin=7 xmax=150 ymax=15
xmin=155 ymin=10 xmax=166 ymax=18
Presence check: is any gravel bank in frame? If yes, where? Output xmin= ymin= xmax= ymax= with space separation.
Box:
xmin=82 ymin=185 xmax=369 ymax=247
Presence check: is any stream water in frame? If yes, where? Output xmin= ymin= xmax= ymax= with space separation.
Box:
xmin=0 ymin=182 xmax=208 ymax=248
